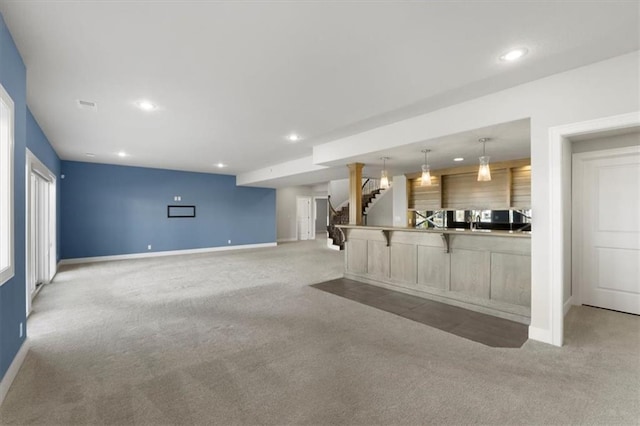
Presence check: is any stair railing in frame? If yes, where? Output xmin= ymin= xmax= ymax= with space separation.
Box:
xmin=327 ymin=180 xmax=382 ymax=245
xmin=327 ymin=195 xmax=347 ymax=248
xmin=361 ymin=178 xmax=381 ymax=196
xmin=361 ymin=178 xmax=382 ymax=225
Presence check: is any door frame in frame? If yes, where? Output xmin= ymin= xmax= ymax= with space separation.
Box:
xmin=547 ymin=111 xmax=639 ymax=346
xmin=25 ymin=149 xmax=56 ymax=316
xmin=312 ymin=196 xmax=328 ymax=240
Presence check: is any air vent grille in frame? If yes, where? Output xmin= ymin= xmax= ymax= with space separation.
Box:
xmin=77 ymin=99 xmax=97 ymax=111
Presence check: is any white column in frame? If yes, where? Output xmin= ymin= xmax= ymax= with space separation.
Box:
xmin=392 ymin=175 xmax=408 ymax=227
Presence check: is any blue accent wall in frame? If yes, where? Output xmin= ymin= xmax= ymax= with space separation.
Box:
xmin=0 ymin=12 xmax=27 ymax=381
xmin=26 ymin=108 xmax=61 ymax=261
xmin=61 ymin=161 xmax=276 ymax=259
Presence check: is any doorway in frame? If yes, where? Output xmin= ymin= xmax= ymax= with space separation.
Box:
xmin=572 ymin=141 xmax=640 ymax=315
xmin=314 ymin=197 xmax=328 ymax=240
xmin=26 ymin=149 xmax=56 ymax=315
xmin=547 ymin=112 xmax=639 ymax=346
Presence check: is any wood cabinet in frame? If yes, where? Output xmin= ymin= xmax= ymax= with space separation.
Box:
xmin=339 ymin=226 xmax=532 ymax=323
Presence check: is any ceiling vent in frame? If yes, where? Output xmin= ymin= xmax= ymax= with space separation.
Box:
xmin=77 ymin=99 xmax=97 ymax=111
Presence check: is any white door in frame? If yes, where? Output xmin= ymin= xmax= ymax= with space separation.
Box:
xmin=26 ymin=150 xmax=57 ymax=315
xmin=296 ymin=197 xmax=311 ymax=241
xmin=573 ymin=146 xmax=640 ymax=314
xmin=28 ymin=172 xmax=50 ymax=298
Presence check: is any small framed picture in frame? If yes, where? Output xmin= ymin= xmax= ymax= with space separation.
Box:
xmin=167 ymin=205 xmax=196 ymax=218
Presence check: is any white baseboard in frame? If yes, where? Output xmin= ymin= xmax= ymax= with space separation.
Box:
xmin=563 ymin=296 xmax=574 ymax=316
xmin=59 ymin=242 xmax=277 ymax=265
xmin=277 ymin=238 xmax=297 ymax=243
xmin=528 ymin=326 xmax=554 ymax=345
xmin=0 ymin=339 xmax=29 ymax=407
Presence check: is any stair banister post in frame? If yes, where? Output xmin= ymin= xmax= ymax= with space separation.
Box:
xmin=347 ymin=163 xmax=364 ymax=225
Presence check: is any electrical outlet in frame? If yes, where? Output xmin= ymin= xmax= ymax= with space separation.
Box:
xmin=19 ymin=322 xmax=23 ymax=338
xmin=147 ymin=244 xmax=152 ymax=250
xmin=228 ymin=240 xmax=231 ymax=244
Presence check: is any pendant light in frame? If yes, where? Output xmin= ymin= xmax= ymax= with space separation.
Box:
xmin=420 ymin=149 xmax=432 ymax=186
xmin=477 ymin=138 xmax=492 ymax=182
xmin=380 ymin=157 xmax=390 ymax=189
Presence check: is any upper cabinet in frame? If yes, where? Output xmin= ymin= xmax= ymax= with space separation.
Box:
xmin=408 ymin=159 xmax=531 ymax=210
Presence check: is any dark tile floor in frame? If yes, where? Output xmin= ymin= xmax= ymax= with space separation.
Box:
xmin=311 ymin=278 xmax=528 ymax=348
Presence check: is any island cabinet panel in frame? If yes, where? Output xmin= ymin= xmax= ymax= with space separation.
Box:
xmin=338 ymin=225 xmax=532 ymax=323
xmin=490 ymin=252 xmax=532 ymax=306
xmin=450 ymin=249 xmax=491 ymax=299
xmin=417 ymin=245 xmax=449 ymax=290
xmin=346 ymin=239 xmax=368 ymax=274
xmin=390 ymin=243 xmax=417 ymax=284
xmin=367 ymin=240 xmax=390 ymax=279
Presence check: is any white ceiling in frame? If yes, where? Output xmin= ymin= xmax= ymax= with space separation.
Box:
xmin=0 ymin=1 xmax=638 ymax=184
xmin=248 ymin=118 xmax=531 ymax=188
xmin=356 ymin=118 xmax=531 ymax=175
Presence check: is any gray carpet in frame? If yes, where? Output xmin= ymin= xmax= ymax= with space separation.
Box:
xmin=1 ymin=239 xmax=639 ymax=425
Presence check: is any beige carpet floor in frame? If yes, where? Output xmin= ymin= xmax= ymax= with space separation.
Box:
xmin=1 ymin=239 xmax=639 ymax=425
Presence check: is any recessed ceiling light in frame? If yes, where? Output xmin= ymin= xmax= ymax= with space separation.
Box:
xmin=216 ymin=162 xmax=226 ymax=168
xmin=135 ymin=100 xmax=157 ymax=111
xmin=453 ymin=157 xmax=464 ymax=162
xmin=85 ymin=153 xmax=96 ymax=158
xmin=287 ymin=133 xmax=301 ymax=142
xmin=499 ymin=48 xmax=528 ymax=62
xmin=117 ymin=151 xmax=127 ymax=157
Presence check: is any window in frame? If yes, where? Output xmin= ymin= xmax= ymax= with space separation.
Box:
xmin=0 ymin=83 xmax=14 ymax=285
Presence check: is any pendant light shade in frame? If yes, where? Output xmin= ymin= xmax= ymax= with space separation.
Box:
xmin=477 ymin=138 xmax=492 ymax=182
xmin=477 ymin=156 xmax=491 ymax=181
xmin=380 ymin=171 xmax=389 ymax=189
xmin=420 ymin=149 xmax=432 ymax=186
xmin=380 ymin=157 xmax=390 ymax=189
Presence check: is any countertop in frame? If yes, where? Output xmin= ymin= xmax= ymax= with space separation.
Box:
xmin=335 ymin=224 xmax=532 ymax=238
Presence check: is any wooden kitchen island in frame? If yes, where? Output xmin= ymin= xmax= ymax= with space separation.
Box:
xmin=335 ymin=225 xmax=532 ymax=324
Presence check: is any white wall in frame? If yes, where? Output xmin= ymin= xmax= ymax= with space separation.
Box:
xmin=392 ymin=175 xmax=409 ymax=227
xmin=237 ymin=156 xmax=328 ymax=186
xmin=276 ymin=185 xmax=312 ymax=242
xmin=311 ymin=182 xmax=328 ymax=197
xmin=328 ymin=178 xmax=350 ymax=208
xmin=366 ymin=186 xmax=393 ymax=226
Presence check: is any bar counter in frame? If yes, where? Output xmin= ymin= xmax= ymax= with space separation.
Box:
xmin=335 ymin=225 xmax=531 ymax=323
